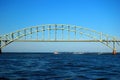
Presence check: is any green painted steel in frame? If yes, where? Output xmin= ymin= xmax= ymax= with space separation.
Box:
xmin=0 ymin=24 xmax=120 ymax=52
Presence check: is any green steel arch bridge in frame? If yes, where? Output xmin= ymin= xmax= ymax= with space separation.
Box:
xmin=0 ymin=24 xmax=120 ymax=54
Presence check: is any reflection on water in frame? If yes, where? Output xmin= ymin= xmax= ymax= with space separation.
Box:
xmin=0 ymin=53 xmax=120 ymax=80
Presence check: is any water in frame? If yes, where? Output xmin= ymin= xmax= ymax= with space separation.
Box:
xmin=0 ymin=53 xmax=120 ymax=80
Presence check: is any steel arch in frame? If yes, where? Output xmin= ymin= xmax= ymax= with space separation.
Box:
xmin=0 ymin=24 xmax=120 ymax=54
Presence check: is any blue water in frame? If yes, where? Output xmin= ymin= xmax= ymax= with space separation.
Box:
xmin=0 ymin=53 xmax=120 ymax=80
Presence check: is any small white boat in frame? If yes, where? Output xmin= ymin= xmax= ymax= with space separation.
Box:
xmin=54 ymin=51 xmax=59 ymax=54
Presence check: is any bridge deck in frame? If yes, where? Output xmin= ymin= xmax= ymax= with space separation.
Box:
xmin=10 ymin=40 xmax=120 ymax=42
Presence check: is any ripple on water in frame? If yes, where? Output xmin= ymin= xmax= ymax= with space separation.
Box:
xmin=0 ymin=53 xmax=120 ymax=80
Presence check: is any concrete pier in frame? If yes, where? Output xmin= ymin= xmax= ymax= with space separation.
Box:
xmin=112 ymin=49 xmax=116 ymax=55
xmin=0 ymin=49 xmax=1 ymax=54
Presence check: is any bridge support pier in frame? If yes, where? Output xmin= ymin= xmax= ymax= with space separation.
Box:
xmin=0 ymin=49 xmax=1 ymax=54
xmin=112 ymin=49 xmax=116 ymax=55
xmin=112 ymin=42 xmax=116 ymax=55
xmin=0 ymin=40 xmax=1 ymax=54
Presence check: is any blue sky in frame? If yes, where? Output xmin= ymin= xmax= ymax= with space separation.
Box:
xmin=0 ymin=0 xmax=120 ymax=52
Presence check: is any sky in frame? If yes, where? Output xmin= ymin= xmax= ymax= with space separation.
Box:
xmin=0 ymin=0 xmax=120 ymax=52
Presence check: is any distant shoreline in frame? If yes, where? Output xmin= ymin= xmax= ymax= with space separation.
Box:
xmin=1 ymin=52 xmax=120 ymax=54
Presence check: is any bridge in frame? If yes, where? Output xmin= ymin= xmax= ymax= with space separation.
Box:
xmin=0 ymin=24 xmax=120 ymax=55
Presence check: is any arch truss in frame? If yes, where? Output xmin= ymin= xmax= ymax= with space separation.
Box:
xmin=0 ymin=24 xmax=120 ymax=54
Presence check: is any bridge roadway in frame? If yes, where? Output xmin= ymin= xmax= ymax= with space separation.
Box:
xmin=8 ymin=40 xmax=120 ymax=42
